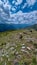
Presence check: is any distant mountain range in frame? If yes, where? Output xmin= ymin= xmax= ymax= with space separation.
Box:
xmin=0 ymin=23 xmax=37 ymax=32
xmin=27 ymin=24 xmax=37 ymax=30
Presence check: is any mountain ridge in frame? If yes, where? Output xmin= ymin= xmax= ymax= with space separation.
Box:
xmin=0 ymin=23 xmax=37 ymax=32
xmin=27 ymin=24 xmax=37 ymax=30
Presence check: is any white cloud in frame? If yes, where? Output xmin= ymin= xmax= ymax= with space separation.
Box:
xmin=22 ymin=3 xmax=27 ymax=9
xmin=3 ymin=0 xmax=11 ymax=11
xmin=15 ymin=0 xmax=22 ymax=5
xmin=26 ymin=0 xmax=36 ymax=6
xmin=0 ymin=0 xmax=37 ymax=25
xmin=11 ymin=7 xmax=16 ymax=12
xmin=0 ymin=0 xmax=3 ymax=6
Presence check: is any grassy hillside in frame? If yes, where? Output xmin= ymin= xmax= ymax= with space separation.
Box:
xmin=0 ymin=27 xmax=37 ymax=65
xmin=27 ymin=24 xmax=37 ymax=30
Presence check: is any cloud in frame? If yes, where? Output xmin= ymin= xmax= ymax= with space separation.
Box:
xmin=26 ymin=0 xmax=36 ymax=6
xmin=14 ymin=0 xmax=22 ymax=5
xmin=3 ymin=1 xmax=11 ymax=10
xmin=0 ymin=0 xmax=3 ymax=6
xmin=0 ymin=10 xmax=37 ymax=24
xmin=0 ymin=0 xmax=37 ymax=25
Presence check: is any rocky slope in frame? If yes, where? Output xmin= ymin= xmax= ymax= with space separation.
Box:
xmin=0 ymin=28 xmax=37 ymax=65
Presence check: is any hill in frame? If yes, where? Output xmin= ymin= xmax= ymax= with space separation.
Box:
xmin=0 ymin=25 xmax=37 ymax=65
xmin=26 ymin=24 xmax=37 ymax=30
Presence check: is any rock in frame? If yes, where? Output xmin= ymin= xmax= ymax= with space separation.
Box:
xmin=10 ymin=47 xmax=15 ymax=50
xmin=8 ymin=58 xmax=11 ymax=61
xmin=23 ymin=62 xmax=28 ymax=65
xmin=35 ymin=49 xmax=37 ymax=52
xmin=22 ymin=46 xmax=25 ymax=49
xmin=21 ymin=49 xmax=29 ymax=54
xmin=34 ymin=49 xmax=37 ymax=54
xmin=5 ymin=43 xmax=10 ymax=49
xmin=2 ymin=54 xmax=5 ymax=57
xmin=21 ymin=49 xmax=25 ymax=52
xmin=6 ymin=54 xmax=9 ymax=58
xmin=14 ymin=51 xmax=19 ymax=56
xmin=1 ymin=57 xmax=3 ymax=61
xmin=11 ymin=43 xmax=16 ymax=47
xmin=0 ymin=47 xmax=2 ymax=50
xmin=30 ymin=30 xmax=32 ymax=33
xmin=21 ymin=45 xmax=26 ymax=52
xmin=27 ymin=47 xmax=31 ymax=51
xmin=19 ymin=33 xmax=23 ymax=39
xmin=16 ymin=54 xmax=22 ymax=60
xmin=0 ymin=50 xmax=2 ymax=56
xmin=14 ymin=62 xmax=19 ymax=65
xmin=23 ymin=32 xmax=27 ymax=34
xmin=18 ymin=55 xmax=21 ymax=58
xmin=34 ymin=43 xmax=37 ymax=48
xmin=21 ymin=44 xmax=25 ymax=46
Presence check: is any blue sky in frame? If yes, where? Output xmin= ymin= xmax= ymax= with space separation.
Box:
xmin=0 ymin=0 xmax=37 ymax=24
xmin=1 ymin=0 xmax=37 ymax=13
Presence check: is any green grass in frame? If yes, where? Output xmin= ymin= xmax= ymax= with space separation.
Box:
xmin=0 ymin=29 xmax=37 ymax=65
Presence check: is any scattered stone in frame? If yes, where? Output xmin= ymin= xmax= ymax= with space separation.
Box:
xmin=12 ymin=49 xmax=16 ymax=54
xmin=21 ymin=49 xmax=25 ymax=52
xmin=17 ymin=55 xmax=21 ymax=58
xmin=34 ymin=49 xmax=37 ymax=54
xmin=10 ymin=47 xmax=15 ymax=50
xmin=14 ymin=51 xmax=19 ymax=56
xmin=22 ymin=46 xmax=25 ymax=49
xmin=6 ymin=54 xmax=9 ymax=58
xmin=24 ymin=51 xmax=29 ymax=54
xmin=16 ymin=54 xmax=22 ymax=60
xmin=21 ymin=44 xmax=25 ymax=46
xmin=21 ymin=49 xmax=29 ymax=54
xmin=1 ymin=57 xmax=3 ymax=61
xmin=0 ymin=29 xmax=37 ymax=65
xmin=14 ymin=62 xmax=19 ymax=65
xmin=19 ymin=33 xmax=23 ymax=39
xmin=34 ymin=43 xmax=37 ymax=48
xmin=2 ymin=54 xmax=5 ymax=57
xmin=27 ymin=47 xmax=31 ymax=51
xmin=23 ymin=62 xmax=28 ymax=65
xmin=30 ymin=30 xmax=32 ymax=32
xmin=11 ymin=43 xmax=16 ymax=47
xmin=0 ymin=50 xmax=2 ymax=56
xmin=23 ymin=32 xmax=27 ymax=34
xmin=0 ymin=46 xmax=3 ymax=50
xmin=5 ymin=62 xmax=7 ymax=65
xmin=5 ymin=43 xmax=10 ymax=49
xmin=21 ymin=45 xmax=26 ymax=52
xmin=8 ymin=58 xmax=11 ymax=61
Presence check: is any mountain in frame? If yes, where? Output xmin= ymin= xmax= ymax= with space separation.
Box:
xmin=0 ymin=23 xmax=37 ymax=32
xmin=27 ymin=24 xmax=37 ymax=30
xmin=0 ymin=23 xmax=31 ymax=32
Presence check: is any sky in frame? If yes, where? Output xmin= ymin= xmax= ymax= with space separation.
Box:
xmin=0 ymin=0 xmax=37 ymax=24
